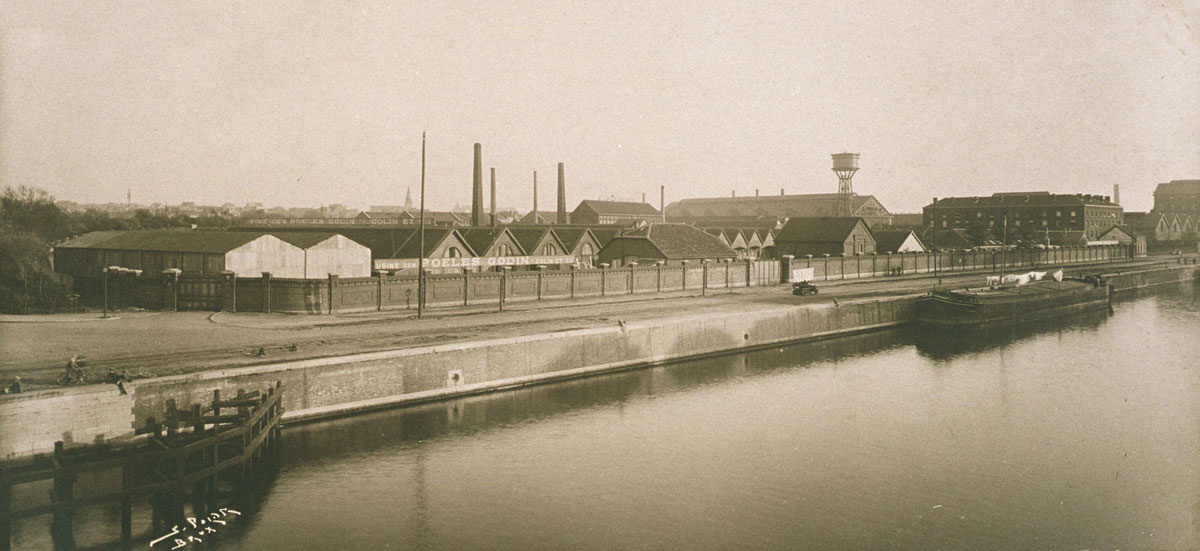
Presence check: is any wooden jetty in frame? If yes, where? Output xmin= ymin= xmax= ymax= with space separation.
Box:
xmin=0 ymin=382 xmax=283 ymax=551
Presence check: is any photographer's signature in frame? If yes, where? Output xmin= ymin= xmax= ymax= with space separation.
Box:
xmin=149 ymin=508 xmax=241 ymax=549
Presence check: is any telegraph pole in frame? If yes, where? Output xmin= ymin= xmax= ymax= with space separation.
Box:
xmin=418 ymin=132 xmax=426 ymax=319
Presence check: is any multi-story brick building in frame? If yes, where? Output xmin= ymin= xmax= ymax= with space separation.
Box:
xmin=1152 ymin=180 xmax=1200 ymax=216
xmin=922 ymin=192 xmax=1122 ymax=244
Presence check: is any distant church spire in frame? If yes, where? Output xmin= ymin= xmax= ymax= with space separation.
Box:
xmin=404 ymin=187 xmax=413 ymax=211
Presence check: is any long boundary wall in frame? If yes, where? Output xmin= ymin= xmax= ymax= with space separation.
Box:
xmin=77 ymin=245 xmax=1137 ymax=314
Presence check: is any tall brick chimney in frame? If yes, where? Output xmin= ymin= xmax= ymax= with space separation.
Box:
xmin=533 ymin=171 xmax=538 ymax=222
xmin=471 ymin=143 xmax=483 ymax=226
xmin=490 ymin=167 xmax=497 ymax=226
xmin=1113 ymin=184 xmax=1120 ymax=206
xmin=557 ymin=163 xmax=566 ymax=224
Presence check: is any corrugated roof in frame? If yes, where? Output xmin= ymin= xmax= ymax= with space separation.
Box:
xmin=776 ymin=218 xmax=868 ymax=244
xmin=575 ymin=200 xmax=661 ymax=216
xmin=613 ymin=223 xmax=735 ymax=259
xmin=55 ymin=230 xmax=267 ymax=253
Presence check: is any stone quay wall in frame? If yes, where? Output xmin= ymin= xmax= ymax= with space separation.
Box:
xmin=2 ymin=296 xmax=914 ymax=459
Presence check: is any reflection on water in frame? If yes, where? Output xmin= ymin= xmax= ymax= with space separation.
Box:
xmin=912 ymin=309 xmax=1111 ymax=360
xmin=17 ymin=281 xmax=1199 ymax=551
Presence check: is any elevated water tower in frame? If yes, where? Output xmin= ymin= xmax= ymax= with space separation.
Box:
xmin=831 ymin=153 xmax=860 ymax=217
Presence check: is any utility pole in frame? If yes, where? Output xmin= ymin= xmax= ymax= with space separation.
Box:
xmin=418 ymin=132 xmax=426 ymax=319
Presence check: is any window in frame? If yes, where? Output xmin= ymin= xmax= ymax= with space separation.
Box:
xmin=497 ymin=243 xmax=513 ymax=256
xmin=580 ymin=242 xmax=594 ymax=258
xmin=543 ymin=244 xmax=557 ymax=255
xmin=444 ymin=247 xmax=462 ymax=258
xmin=1056 ymin=211 xmax=1061 ymax=217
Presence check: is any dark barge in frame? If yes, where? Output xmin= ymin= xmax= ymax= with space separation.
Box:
xmin=915 ymin=276 xmax=1111 ymax=328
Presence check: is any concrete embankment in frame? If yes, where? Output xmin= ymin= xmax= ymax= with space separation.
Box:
xmin=1103 ymin=263 xmax=1197 ymax=292
xmin=2 ymin=296 xmax=915 ymax=458
xmin=4 ymin=263 xmax=1195 ymax=459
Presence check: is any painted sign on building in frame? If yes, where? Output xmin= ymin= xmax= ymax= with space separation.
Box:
xmin=374 ymin=255 xmax=579 ymax=271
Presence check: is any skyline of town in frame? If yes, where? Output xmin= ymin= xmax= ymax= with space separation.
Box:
xmin=3 ymin=3 xmax=1196 ymax=215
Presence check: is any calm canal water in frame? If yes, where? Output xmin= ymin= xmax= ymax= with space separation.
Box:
xmin=22 ymin=282 xmax=1200 ymax=550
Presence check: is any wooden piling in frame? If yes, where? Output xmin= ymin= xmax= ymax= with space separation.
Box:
xmin=120 ymin=464 xmax=132 ymax=544
xmin=1 ymin=474 xmax=11 ymax=551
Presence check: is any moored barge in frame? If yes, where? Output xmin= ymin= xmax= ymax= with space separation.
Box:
xmin=915 ymin=275 xmax=1111 ymax=328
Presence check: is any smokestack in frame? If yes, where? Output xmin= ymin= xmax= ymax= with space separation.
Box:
xmin=780 ymin=188 xmax=784 ymax=196
xmin=490 ymin=167 xmax=497 ymax=227
xmin=472 ymin=143 xmax=483 ymax=226
xmin=1113 ymin=184 xmax=1120 ymax=206
xmin=731 ymin=190 xmax=736 ymax=197
xmin=755 ymin=189 xmax=759 ymax=197
xmin=660 ymin=185 xmax=665 ymax=223
xmin=557 ymin=163 xmax=566 ymax=224
xmin=533 ymin=171 xmax=538 ymax=223
xmin=642 ymin=192 xmax=646 ymax=203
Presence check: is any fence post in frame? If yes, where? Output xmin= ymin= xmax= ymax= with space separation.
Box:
xmin=627 ymin=263 xmax=635 ymax=295
xmin=221 ymin=271 xmax=238 ymax=313
xmin=499 ymin=267 xmax=509 ymax=312
xmin=376 ymin=271 xmax=384 ymax=311
xmin=657 ymin=261 xmax=663 ymax=292
xmin=680 ymin=260 xmax=689 ymax=290
xmin=600 ymin=264 xmax=608 ymax=297
xmin=262 ymin=271 xmax=272 ymax=314
xmin=780 ymin=255 xmax=793 ymax=284
xmin=702 ymin=260 xmax=708 ymax=295
xmin=570 ymin=265 xmax=576 ymax=299
xmin=725 ymin=260 xmax=731 ymax=290
xmin=463 ymin=269 xmax=470 ymax=306
xmin=327 ymin=274 xmax=337 ymax=315
xmin=537 ymin=265 xmax=545 ymax=300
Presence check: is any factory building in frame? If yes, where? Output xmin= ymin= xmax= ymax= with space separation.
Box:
xmin=597 ymin=224 xmax=736 ymax=266
xmin=665 ymin=193 xmax=892 ymax=228
xmin=570 ymin=200 xmax=662 ymax=225
xmin=775 ymin=218 xmax=877 ymax=257
xmin=922 ymin=192 xmax=1123 ymax=242
xmin=53 ymin=230 xmax=372 ymax=279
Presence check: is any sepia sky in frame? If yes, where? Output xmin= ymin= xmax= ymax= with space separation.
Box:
xmin=1 ymin=1 xmax=1197 ymax=213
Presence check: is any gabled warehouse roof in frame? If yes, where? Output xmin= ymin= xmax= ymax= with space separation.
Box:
xmin=56 ymin=230 xmax=270 ymax=253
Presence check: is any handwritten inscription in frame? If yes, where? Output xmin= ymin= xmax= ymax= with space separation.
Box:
xmin=149 ymin=508 xmax=241 ymax=549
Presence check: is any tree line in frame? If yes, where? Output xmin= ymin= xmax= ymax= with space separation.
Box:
xmin=0 ymin=186 xmax=230 ymax=313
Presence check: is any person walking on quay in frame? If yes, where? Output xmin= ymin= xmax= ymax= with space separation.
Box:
xmin=6 ymin=377 xmax=20 ymax=394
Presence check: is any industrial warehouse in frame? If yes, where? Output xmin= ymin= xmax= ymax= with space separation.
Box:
xmin=40 ymin=148 xmax=1152 ymax=317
